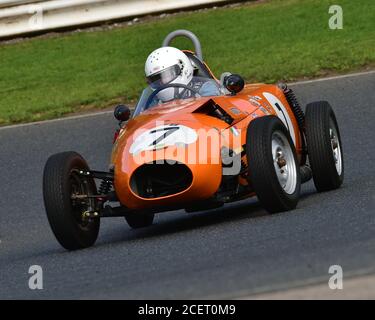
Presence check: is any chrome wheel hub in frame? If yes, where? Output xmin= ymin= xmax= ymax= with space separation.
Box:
xmin=329 ymin=119 xmax=342 ymax=175
xmin=272 ymin=131 xmax=297 ymax=194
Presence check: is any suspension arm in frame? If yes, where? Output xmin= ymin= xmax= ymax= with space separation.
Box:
xmin=74 ymin=169 xmax=114 ymax=181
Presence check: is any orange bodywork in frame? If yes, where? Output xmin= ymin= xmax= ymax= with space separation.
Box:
xmin=111 ymin=83 xmax=303 ymax=211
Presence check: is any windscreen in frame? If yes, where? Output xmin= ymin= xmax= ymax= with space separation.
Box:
xmin=133 ymin=76 xmax=223 ymax=117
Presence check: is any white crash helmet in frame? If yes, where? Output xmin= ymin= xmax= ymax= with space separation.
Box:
xmin=145 ymin=46 xmax=194 ymax=102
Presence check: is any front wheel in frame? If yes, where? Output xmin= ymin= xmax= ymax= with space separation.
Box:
xmin=246 ymin=116 xmax=301 ymax=213
xmin=43 ymin=152 xmax=100 ymax=250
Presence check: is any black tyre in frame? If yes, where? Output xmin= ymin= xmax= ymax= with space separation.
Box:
xmin=246 ymin=116 xmax=301 ymax=213
xmin=125 ymin=212 xmax=154 ymax=229
xmin=305 ymin=101 xmax=344 ymax=191
xmin=43 ymin=152 xmax=100 ymax=250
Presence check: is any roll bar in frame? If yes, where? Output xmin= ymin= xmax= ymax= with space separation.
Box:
xmin=162 ymin=29 xmax=203 ymax=61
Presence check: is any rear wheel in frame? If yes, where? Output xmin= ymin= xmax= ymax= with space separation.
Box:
xmin=246 ymin=116 xmax=301 ymax=213
xmin=125 ymin=212 xmax=154 ymax=229
xmin=43 ymin=152 xmax=100 ymax=250
xmin=305 ymin=101 xmax=344 ymax=191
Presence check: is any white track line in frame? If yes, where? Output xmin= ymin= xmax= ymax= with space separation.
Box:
xmin=1 ymin=70 xmax=374 ymax=131
xmin=289 ymin=69 xmax=375 ymax=86
xmin=0 ymin=109 xmax=113 ymax=131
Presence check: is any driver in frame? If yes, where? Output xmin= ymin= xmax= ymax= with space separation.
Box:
xmin=145 ymin=46 xmax=221 ymax=103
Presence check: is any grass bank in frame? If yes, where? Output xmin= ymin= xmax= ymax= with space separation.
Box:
xmin=0 ymin=0 xmax=374 ymax=124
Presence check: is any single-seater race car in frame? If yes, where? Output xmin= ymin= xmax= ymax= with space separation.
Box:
xmin=43 ymin=30 xmax=344 ymax=250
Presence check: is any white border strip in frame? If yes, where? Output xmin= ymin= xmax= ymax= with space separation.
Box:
xmin=0 ymin=70 xmax=374 ymax=131
xmin=0 ymin=0 xmax=228 ymax=38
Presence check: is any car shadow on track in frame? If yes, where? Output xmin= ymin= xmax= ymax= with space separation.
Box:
xmin=123 ymin=199 xmax=265 ymax=239
xmin=22 ymin=187 xmax=319 ymax=256
xmin=103 ymin=186 xmax=320 ymax=244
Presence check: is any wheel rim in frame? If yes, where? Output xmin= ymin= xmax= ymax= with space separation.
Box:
xmin=272 ymin=131 xmax=297 ymax=194
xmin=329 ymin=118 xmax=342 ymax=175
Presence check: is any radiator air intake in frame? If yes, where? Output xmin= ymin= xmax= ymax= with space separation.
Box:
xmin=130 ymin=161 xmax=193 ymax=199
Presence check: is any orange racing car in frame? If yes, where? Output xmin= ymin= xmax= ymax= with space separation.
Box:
xmin=43 ymin=30 xmax=344 ymax=250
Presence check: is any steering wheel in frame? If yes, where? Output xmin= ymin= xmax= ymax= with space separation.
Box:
xmin=145 ymin=83 xmax=201 ymax=109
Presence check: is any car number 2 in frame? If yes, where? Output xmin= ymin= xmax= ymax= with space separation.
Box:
xmin=129 ymin=124 xmax=198 ymax=154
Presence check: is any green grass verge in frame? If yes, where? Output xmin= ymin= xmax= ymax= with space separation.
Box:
xmin=0 ymin=0 xmax=374 ymax=125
